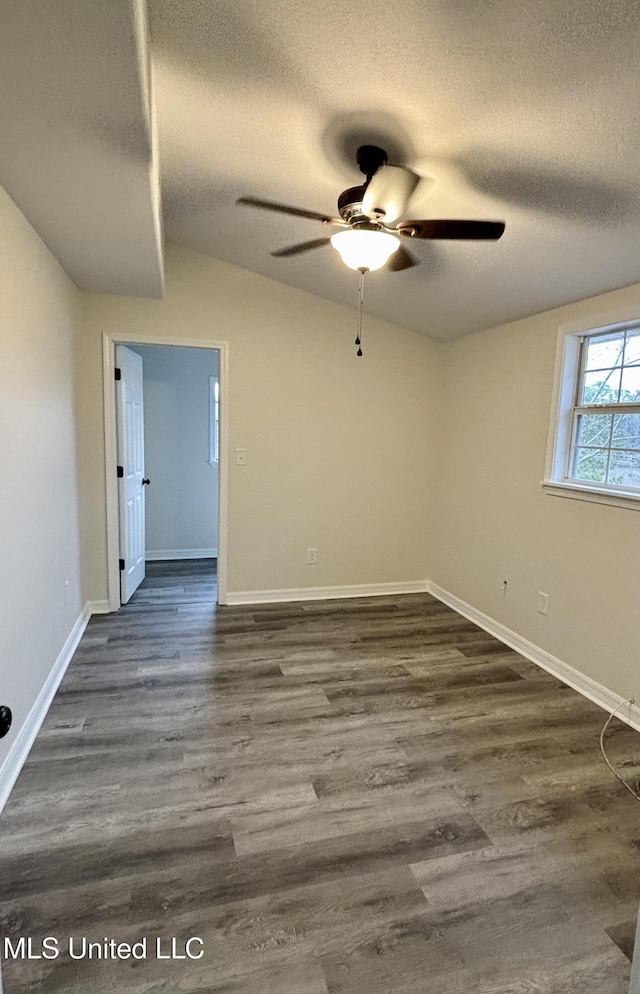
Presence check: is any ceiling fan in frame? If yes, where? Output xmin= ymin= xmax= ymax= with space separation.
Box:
xmin=237 ymin=145 xmax=505 ymax=273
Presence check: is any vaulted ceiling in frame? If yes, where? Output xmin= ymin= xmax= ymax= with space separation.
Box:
xmin=1 ymin=1 xmax=638 ymax=340
xmin=150 ymin=0 xmax=640 ymax=340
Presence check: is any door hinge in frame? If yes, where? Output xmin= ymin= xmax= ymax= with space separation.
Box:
xmin=114 ymin=367 xmax=122 ymax=381
xmin=117 ymin=465 xmax=124 ymax=478
xmin=119 ymin=558 xmax=125 ymax=571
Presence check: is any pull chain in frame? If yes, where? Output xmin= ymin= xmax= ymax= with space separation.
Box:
xmin=355 ymin=267 xmax=367 ymax=356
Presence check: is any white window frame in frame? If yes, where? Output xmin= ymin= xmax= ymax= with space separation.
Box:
xmin=543 ymin=308 xmax=640 ymax=511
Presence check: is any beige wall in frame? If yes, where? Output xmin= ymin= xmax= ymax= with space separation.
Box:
xmin=0 ymin=184 xmax=82 ymax=774
xmin=431 ymin=283 xmax=640 ymax=702
xmin=77 ymin=245 xmax=441 ymax=601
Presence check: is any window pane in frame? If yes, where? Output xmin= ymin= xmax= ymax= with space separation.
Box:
xmin=576 ymin=413 xmax=612 ymax=448
xmin=607 ymin=450 xmax=640 ymax=489
xmin=582 ymin=369 xmax=620 ymax=404
xmin=585 ymin=333 xmax=624 ymax=370
xmin=572 ymin=448 xmax=607 ymax=483
xmin=623 ymin=330 xmax=640 ymax=367
xmin=620 ymin=366 xmax=640 ymax=401
xmin=612 ymin=413 xmax=640 ymax=450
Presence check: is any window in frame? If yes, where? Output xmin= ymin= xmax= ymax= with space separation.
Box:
xmin=545 ymin=315 xmax=640 ymax=509
xmin=572 ymin=329 xmax=640 ymax=488
xmin=209 ymin=376 xmax=220 ymax=465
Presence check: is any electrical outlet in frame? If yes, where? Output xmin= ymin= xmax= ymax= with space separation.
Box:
xmin=537 ymin=591 xmax=549 ymax=615
xmin=235 ymin=448 xmax=247 ymax=466
xmin=307 ymin=548 xmax=318 ymax=565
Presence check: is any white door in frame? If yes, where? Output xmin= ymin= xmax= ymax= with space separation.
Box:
xmin=116 ymin=345 xmax=146 ymax=603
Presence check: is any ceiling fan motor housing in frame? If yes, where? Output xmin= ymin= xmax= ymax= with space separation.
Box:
xmin=337 ymin=185 xmax=384 ymax=223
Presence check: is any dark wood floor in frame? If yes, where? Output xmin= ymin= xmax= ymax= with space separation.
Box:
xmin=1 ymin=560 xmax=638 ymax=993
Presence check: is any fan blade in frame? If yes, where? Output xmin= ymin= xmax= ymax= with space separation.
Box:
xmin=396 ymin=219 xmax=505 ymax=240
xmin=362 ymin=165 xmax=420 ymax=223
xmin=387 ymin=245 xmax=418 ymax=271
xmin=271 ymin=238 xmax=331 ymax=257
xmin=237 ymin=196 xmax=341 ymax=225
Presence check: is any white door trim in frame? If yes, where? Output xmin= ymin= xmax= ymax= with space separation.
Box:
xmin=102 ymin=332 xmax=230 ymax=610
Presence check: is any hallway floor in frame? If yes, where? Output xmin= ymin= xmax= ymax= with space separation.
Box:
xmin=0 ymin=561 xmax=638 ymax=992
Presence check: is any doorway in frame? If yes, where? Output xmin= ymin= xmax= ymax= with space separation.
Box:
xmin=103 ymin=332 xmax=229 ymax=610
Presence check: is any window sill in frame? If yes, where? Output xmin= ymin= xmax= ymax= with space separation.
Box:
xmin=542 ymin=480 xmax=640 ymax=510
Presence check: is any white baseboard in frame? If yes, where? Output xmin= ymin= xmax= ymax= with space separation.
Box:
xmin=226 ymin=580 xmax=430 ymax=606
xmin=146 ymin=549 xmax=217 ymax=561
xmin=426 ymin=581 xmax=640 ymax=732
xmin=0 ymin=604 xmax=92 ymax=815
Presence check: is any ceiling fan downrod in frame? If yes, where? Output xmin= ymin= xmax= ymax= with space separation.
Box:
xmin=356 ymin=145 xmax=388 ymax=184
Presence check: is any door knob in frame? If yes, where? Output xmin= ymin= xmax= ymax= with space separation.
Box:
xmin=142 ymin=478 xmax=151 ymax=486
xmin=0 ymin=706 xmax=12 ymax=739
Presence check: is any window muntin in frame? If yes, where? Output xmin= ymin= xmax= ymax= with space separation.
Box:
xmin=569 ymin=328 xmax=640 ymax=491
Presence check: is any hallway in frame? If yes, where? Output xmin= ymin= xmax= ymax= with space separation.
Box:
xmin=0 ymin=562 xmax=638 ymax=992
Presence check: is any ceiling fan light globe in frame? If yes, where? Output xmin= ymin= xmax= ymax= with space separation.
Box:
xmin=330 ymin=230 xmax=400 ymax=271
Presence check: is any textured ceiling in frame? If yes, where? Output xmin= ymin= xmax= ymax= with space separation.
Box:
xmin=150 ymin=0 xmax=640 ymax=341
xmin=0 ymin=0 xmax=163 ymax=298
